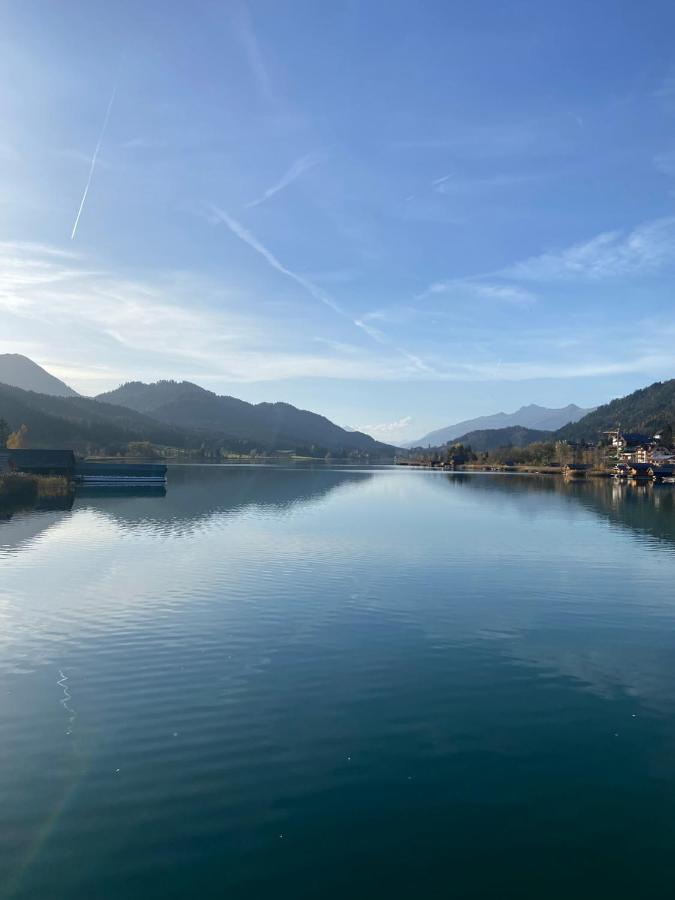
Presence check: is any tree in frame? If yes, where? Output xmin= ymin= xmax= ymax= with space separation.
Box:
xmin=0 ymin=418 xmax=9 ymax=448
xmin=6 ymin=424 xmax=28 ymax=449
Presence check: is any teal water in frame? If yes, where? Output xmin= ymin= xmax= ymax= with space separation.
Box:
xmin=2 ymin=466 xmax=675 ymax=899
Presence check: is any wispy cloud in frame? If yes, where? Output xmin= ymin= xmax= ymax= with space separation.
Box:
xmin=355 ymin=416 xmax=413 ymax=442
xmin=434 ymin=171 xmax=543 ymax=195
xmin=246 ymin=154 xmax=317 ymax=208
xmin=502 ymin=217 xmax=675 ymax=282
xmin=5 ymin=235 xmax=673 ymax=397
xmin=419 ymin=279 xmax=537 ymax=305
xmin=0 ymin=241 xmax=409 ymax=392
xmin=232 ymin=1 xmax=274 ymax=102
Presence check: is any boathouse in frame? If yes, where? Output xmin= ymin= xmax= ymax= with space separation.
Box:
xmin=650 ymin=464 xmax=674 ymax=481
xmin=74 ymin=461 xmax=167 ymax=486
xmin=563 ymin=463 xmax=589 ymax=478
xmin=627 ymin=462 xmax=653 ymax=479
xmin=8 ymin=449 xmax=76 ymax=477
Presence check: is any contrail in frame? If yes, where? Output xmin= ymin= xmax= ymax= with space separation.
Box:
xmin=70 ymin=83 xmax=117 ymax=240
xmin=209 ymin=204 xmax=345 ymax=315
xmin=245 ymin=155 xmax=317 ymax=208
xmin=209 ymin=204 xmax=434 ymax=373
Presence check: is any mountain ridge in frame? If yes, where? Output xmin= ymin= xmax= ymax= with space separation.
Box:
xmin=96 ymin=380 xmax=392 ymax=454
xmin=0 ymin=381 xmax=396 ymax=456
xmin=0 ymin=354 xmax=78 ymax=397
xmin=556 ymin=380 xmax=675 ymax=442
xmin=407 ymin=403 xmax=593 ymax=447
xmin=445 ymin=425 xmax=553 ymax=452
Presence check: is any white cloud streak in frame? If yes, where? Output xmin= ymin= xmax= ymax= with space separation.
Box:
xmin=422 ymin=280 xmax=536 ymax=305
xmin=502 ymin=217 xmax=675 ymax=282
xmin=246 ymin=155 xmax=317 ymax=208
xmin=4 ymin=230 xmax=675 ymax=397
xmin=0 ymin=240 xmax=408 ymax=393
xmin=70 ymin=83 xmax=117 ymax=240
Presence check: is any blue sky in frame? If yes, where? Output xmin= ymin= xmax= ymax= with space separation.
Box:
xmin=2 ymin=0 xmax=675 ymax=442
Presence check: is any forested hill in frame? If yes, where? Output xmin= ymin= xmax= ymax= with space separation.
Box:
xmin=556 ymin=380 xmax=675 ymax=442
xmin=0 ymin=381 xmax=396 ymax=457
xmin=0 ymin=382 xmax=203 ymax=451
xmin=97 ymin=380 xmax=393 ymax=455
xmin=442 ymin=425 xmax=553 ymax=452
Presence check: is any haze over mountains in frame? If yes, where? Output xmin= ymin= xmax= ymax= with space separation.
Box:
xmin=2 ymin=354 xmax=673 ymax=456
xmin=413 ymin=381 xmax=675 ymax=451
xmin=0 ymin=354 xmax=78 ymax=397
xmin=407 ymin=404 xmax=593 ymax=448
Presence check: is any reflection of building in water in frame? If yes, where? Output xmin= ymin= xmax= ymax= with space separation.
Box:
xmin=443 ymin=471 xmax=675 ymax=548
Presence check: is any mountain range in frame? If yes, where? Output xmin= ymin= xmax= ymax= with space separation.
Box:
xmin=97 ymin=380 xmax=390 ymax=454
xmin=407 ymin=403 xmax=593 ymax=447
xmin=0 ymin=356 xmax=395 ymax=456
xmin=415 ymin=381 xmax=675 ymax=451
xmin=2 ymin=354 xmax=674 ymax=456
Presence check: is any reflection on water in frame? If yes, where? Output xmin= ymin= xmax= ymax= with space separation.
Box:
xmin=2 ymin=466 xmax=675 ymax=900
xmin=441 ymin=471 xmax=675 ymax=546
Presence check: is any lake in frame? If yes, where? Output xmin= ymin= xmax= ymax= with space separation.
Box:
xmin=2 ymin=465 xmax=675 ymax=899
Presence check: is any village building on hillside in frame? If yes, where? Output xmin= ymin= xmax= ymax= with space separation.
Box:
xmin=604 ymin=430 xmax=675 ymax=466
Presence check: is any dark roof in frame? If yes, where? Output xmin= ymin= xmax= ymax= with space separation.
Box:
xmin=9 ymin=449 xmax=76 ymax=469
xmin=620 ymin=433 xmax=652 ymax=445
xmin=628 ymin=462 xmax=652 ymax=473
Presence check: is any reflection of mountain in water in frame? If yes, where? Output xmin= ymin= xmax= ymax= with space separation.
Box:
xmin=73 ymin=465 xmax=373 ymax=530
xmin=1 ymin=465 xmax=375 ymax=551
xmin=0 ymin=494 xmax=75 ymax=552
xmin=0 ymin=508 xmax=71 ymax=554
xmin=440 ymin=472 xmax=675 ymax=548
xmin=437 ymin=472 xmax=675 ymax=721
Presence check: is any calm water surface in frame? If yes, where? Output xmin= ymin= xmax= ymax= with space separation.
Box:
xmin=2 ymin=465 xmax=675 ymax=899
